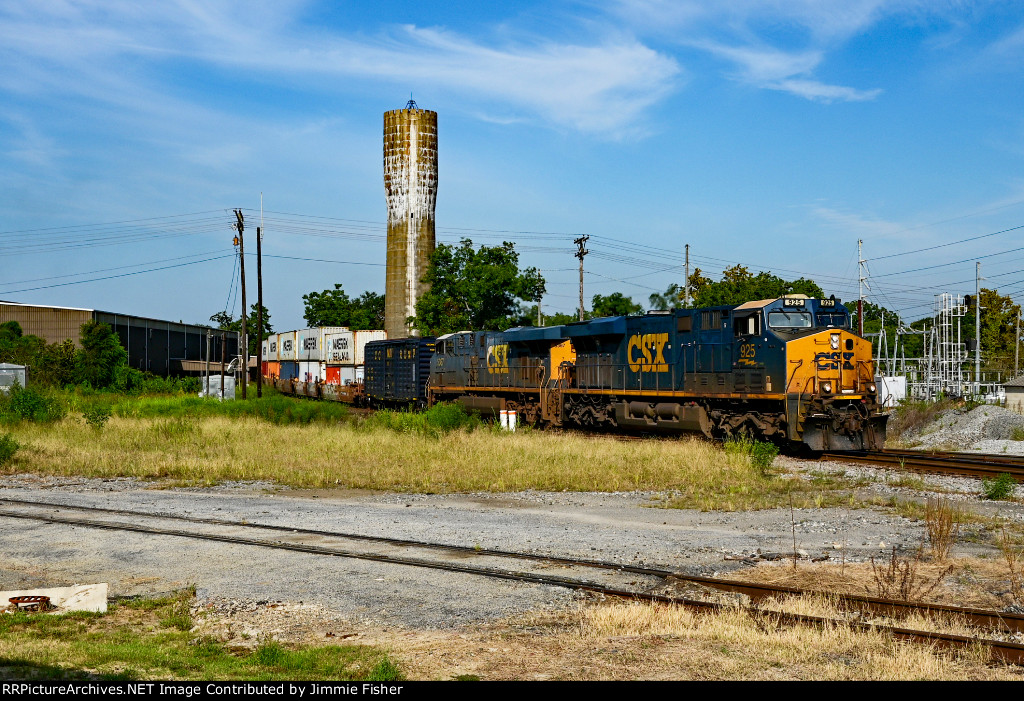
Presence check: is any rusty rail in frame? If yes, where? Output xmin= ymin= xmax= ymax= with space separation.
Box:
xmin=821 ymin=449 xmax=1024 ymax=481
xmin=3 ymin=497 xmax=1024 ymax=664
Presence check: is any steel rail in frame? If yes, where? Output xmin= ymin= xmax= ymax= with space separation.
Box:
xmin=3 ymin=500 xmax=1024 ymax=664
xmin=3 ymin=496 xmax=1023 ymax=635
xmin=820 ymin=449 xmax=1024 ymax=481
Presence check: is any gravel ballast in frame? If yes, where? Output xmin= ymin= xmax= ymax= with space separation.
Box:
xmin=3 ymin=470 xmax=1021 ymax=630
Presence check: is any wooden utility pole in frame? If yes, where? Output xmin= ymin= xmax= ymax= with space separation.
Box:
xmin=975 ymin=262 xmax=982 ymax=393
xmin=536 ymin=269 xmax=543 ymax=327
xmin=684 ymin=243 xmax=690 ymax=307
xmin=234 ymin=209 xmax=247 ymax=400
xmin=574 ymin=235 xmax=589 ymax=322
xmin=1015 ymin=307 xmax=1020 ymax=378
xmin=256 ymin=223 xmax=264 ymax=398
xmin=858 ymin=239 xmax=865 ymax=337
xmin=220 ymin=331 xmax=226 ymax=401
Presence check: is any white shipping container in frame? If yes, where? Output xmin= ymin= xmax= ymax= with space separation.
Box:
xmin=277 ymin=331 xmax=296 ymax=361
xmin=324 ymin=330 xmax=354 ymax=365
xmin=260 ymin=338 xmax=269 ymax=363
xmin=267 ymin=334 xmax=280 ymax=361
xmin=299 ymin=361 xmax=322 ymax=383
xmin=352 ymin=330 xmax=387 ymax=365
xmin=317 ymin=326 xmax=350 ymax=363
xmin=296 ymin=328 xmax=321 ymax=362
xmin=338 ymin=366 xmax=357 ymax=384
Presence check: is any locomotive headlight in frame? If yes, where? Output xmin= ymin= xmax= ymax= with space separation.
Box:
xmin=830 ymin=333 xmax=840 ymax=350
xmin=869 ymin=384 xmax=877 ymax=393
xmin=821 ymin=381 xmax=833 ymax=394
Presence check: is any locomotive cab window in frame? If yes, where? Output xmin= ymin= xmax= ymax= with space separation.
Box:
xmin=768 ymin=310 xmax=813 ymax=329
xmin=816 ymin=312 xmax=849 ymax=328
xmin=733 ymin=314 xmax=760 ymax=337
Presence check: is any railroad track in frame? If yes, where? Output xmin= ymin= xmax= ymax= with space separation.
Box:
xmin=3 ymin=497 xmax=1024 ymax=664
xmin=820 ymin=449 xmax=1024 ymax=481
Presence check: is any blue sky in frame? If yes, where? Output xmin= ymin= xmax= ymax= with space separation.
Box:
xmin=2 ymin=0 xmax=1024 ymax=331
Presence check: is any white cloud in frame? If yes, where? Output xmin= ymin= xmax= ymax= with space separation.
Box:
xmin=0 ymin=2 xmax=680 ymax=136
xmin=606 ymin=0 xmax=930 ymax=102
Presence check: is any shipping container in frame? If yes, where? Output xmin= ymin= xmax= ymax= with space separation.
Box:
xmin=324 ymin=365 xmax=357 ymax=385
xmin=278 ymin=332 xmax=296 ymax=361
xmin=296 ymin=328 xmax=321 ymax=362
xmin=353 ymin=330 xmax=387 ymax=365
xmin=298 ymin=361 xmax=322 ymax=383
xmin=323 ymin=330 xmax=354 ymax=365
xmin=268 ymin=334 xmax=280 ymax=361
xmin=260 ymin=338 xmax=269 ymax=364
xmin=323 ymin=329 xmax=386 ymax=366
xmin=264 ymin=360 xmax=280 ymax=380
xmin=317 ymin=326 xmax=350 ymax=363
xmin=278 ymin=361 xmax=299 ymax=381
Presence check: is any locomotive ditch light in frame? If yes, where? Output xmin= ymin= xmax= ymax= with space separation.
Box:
xmin=868 ymin=383 xmax=876 ymax=393
xmin=830 ymin=333 xmax=840 ymax=350
xmin=821 ymin=381 xmax=833 ymax=394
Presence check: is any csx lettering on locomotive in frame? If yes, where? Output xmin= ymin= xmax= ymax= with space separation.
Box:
xmin=627 ymin=333 xmax=668 ymax=372
xmin=487 ymin=344 xmax=509 ymax=374
xmin=814 ymin=352 xmax=855 ymax=371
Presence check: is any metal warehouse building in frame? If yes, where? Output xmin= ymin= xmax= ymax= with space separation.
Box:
xmin=0 ymin=301 xmax=238 ymax=377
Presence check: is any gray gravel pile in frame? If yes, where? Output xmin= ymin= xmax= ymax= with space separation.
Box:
xmin=908 ymin=405 xmax=1024 ymax=452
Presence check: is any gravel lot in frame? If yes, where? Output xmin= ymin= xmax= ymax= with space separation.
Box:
xmin=3 ymin=464 xmax=1022 ymax=631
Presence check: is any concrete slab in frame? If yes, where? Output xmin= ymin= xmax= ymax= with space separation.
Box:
xmin=2 ymin=583 xmax=107 ymax=613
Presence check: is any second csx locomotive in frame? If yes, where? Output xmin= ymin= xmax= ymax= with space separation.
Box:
xmin=427 ymin=296 xmax=887 ymax=451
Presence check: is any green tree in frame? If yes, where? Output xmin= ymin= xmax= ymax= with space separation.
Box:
xmin=691 ymin=265 xmax=824 ymax=307
xmin=0 ymin=321 xmax=45 ymax=366
xmin=75 ymin=320 xmax=128 ymax=388
xmin=413 ymin=239 xmax=545 ymax=335
xmin=34 ymin=339 xmax=78 ymax=387
xmin=649 ymin=283 xmax=684 ymax=311
xmin=958 ymin=289 xmax=1022 ymax=373
xmin=302 ymin=286 xmax=384 ymax=330
xmin=210 ymin=304 xmax=273 ymax=356
xmin=591 ymin=292 xmax=643 ymax=318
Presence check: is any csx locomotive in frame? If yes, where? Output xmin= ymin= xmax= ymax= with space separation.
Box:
xmin=426 ymin=296 xmax=887 ymax=451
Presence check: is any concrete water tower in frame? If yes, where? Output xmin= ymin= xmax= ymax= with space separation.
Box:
xmin=383 ymin=99 xmax=437 ymax=338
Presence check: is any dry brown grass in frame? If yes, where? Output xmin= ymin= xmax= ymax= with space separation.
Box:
xmin=375 ymin=600 xmax=1014 ymax=680
xmin=999 ymin=528 xmax=1024 ymax=604
xmin=926 ymin=497 xmax=963 ymax=561
xmin=1 ymin=414 xmax=854 ymax=509
xmin=727 ymin=557 xmax=1017 ymax=611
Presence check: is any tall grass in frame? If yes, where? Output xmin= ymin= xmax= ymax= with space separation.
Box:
xmin=109 ymin=393 xmax=348 ymax=425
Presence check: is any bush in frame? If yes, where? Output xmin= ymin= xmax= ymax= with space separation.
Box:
xmin=749 ymin=441 xmax=779 ymax=474
xmin=982 ymin=473 xmax=1017 ymax=501
xmin=83 ymin=404 xmax=112 ymax=431
xmin=724 ymin=436 xmax=779 ymax=476
xmin=362 ymin=402 xmax=481 ymax=438
xmin=0 ymin=433 xmax=19 ymax=466
xmin=0 ymin=384 xmax=67 ymax=423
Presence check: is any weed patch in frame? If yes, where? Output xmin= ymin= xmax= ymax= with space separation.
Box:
xmin=981 ymin=473 xmax=1017 ymax=501
xmin=870 ymin=546 xmax=952 ymax=601
xmin=925 ymin=497 xmax=962 ymax=561
xmin=0 ymin=591 xmax=401 ymax=681
xmin=0 ymin=432 xmax=19 ymax=466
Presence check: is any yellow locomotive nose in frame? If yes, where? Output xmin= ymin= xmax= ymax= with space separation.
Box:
xmin=786 ymin=328 xmax=874 ymax=396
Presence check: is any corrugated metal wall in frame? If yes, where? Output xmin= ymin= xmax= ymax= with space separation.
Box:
xmin=0 ymin=303 xmax=237 ymax=377
xmin=0 ymin=304 xmax=92 ymax=346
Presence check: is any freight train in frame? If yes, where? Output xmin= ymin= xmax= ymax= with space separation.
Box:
xmin=267 ymin=295 xmax=888 ymax=451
